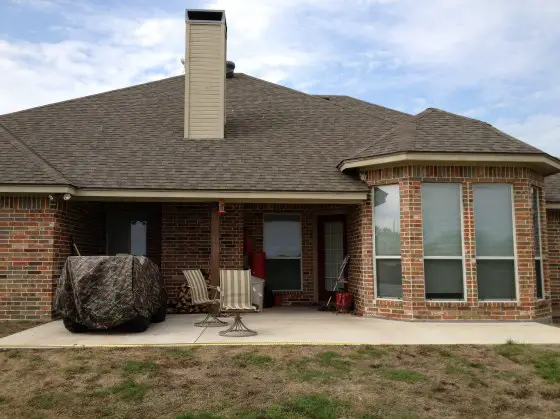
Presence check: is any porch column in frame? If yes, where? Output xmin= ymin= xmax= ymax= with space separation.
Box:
xmin=210 ymin=207 xmax=220 ymax=286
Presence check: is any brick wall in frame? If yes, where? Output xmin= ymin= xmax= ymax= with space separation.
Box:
xmin=548 ymin=210 xmax=560 ymax=322
xmin=352 ymin=165 xmax=553 ymax=321
xmin=220 ymin=204 xmax=244 ymax=270
xmin=1 ymin=196 xmax=58 ymax=320
xmin=53 ymin=201 xmax=106 ymax=280
xmin=347 ymin=200 xmax=375 ymax=316
xmin=161 ymin=203 xmax=212 ymax=302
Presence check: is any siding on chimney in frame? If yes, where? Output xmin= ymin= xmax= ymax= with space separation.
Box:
xmin=184 ymin=23 xmax=226 ymax=139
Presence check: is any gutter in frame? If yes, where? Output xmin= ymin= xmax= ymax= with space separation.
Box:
xmin=0 ymin=185 xmax=368 ymax=203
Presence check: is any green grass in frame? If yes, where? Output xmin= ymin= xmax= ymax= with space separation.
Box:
xmin=287 ymin=354 xmax=352 ymax=382
xmin=316 ymin=351 xmax=352 ymax=371
xmin=354 ymin=345 xmax=387 ymax=358
xmin=108 ymin=379 xmax=148 ymax=401
xmin=381 ymin=369 xmax=426 ymax=383
xmin=444 ymin=355 xmax=487 ymax=375
xmin=263 ymin=394 xmax=349 ymax=419
xmin=232 ymin=353 xmax=273 ymax=367
xmin=122 ymin=360 xmax=158 ymax=375
xmin=28 ymin=393 xmax=59 ymax=409
xmin=3 ymin=344 xmax=560 ymax=418
xmin=532 ymin=352 xmax=560 ymax=382
xmin=496 ymin=342 xmax=526 ymax=361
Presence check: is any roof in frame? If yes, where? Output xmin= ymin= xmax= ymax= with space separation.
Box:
xmin=545 ymin=174 xmax=560 ymax=204
xmin=346 ymin=108 xmax=545 ymax=162
xmin=0 ymin=73 xmax=558 ymax=200
xmin=314 ymin=95 xmax=412 ymax=124
xmin=0 ymin=74 xmax=398 ymax=192
xmin=0 ymin=123 xmax=68 ymax=185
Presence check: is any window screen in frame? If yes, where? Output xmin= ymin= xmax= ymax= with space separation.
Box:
xmin=422 ymin=184 xmax=464 ymax=300
xmin=264 ymin=214 xmax=302 ymax=291
xmin=374 ymin=185 xmax=402 ymax=298
xmin=473 ymin=184 xmax=516 ymax=300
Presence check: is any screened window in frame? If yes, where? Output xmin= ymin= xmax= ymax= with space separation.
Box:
xmin=473 ymin=184 xmax=516 ymax=300
xmin=263 ymin=214 xmax=302 ymax=291
xmin=532 ymin=187 xmax=544 ymax=299
xmin=373 ymin=185 xmax=402 ymax=298
xmin=422 ymin=184 xmax=464 ymax=300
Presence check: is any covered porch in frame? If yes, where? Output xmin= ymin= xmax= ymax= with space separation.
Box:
xmin=57 ymin=197 xmax=365 ymax=311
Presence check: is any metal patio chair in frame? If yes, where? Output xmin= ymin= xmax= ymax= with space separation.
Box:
xmin=219 ymin=269 xmax=257 ymax=337
xmin=182 ymin=269 xmax=227 ymax=327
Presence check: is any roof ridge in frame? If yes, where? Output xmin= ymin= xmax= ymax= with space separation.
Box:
xmin=239 ymin=74 xmax=400 ymax=126
xmin=420 ymin=107 xmax=491 ymax=126
xmin=0 ymin=75 xmax=184 ymax=118
xmin=343 ymin=120 xmax=416 ymax=164
xmin=418 ymin=107 xmax=543 ymax=153
xmin=0 ymin=122 xmax=71 ymax=185
xmin=320 ymin=95 xmax=413 ymax=119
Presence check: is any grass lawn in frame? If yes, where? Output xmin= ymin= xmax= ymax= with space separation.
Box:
xmin=0 ymin=344 xmax=559 ymax=418
xmin=0 ymin=321 xmax=45 ymax=338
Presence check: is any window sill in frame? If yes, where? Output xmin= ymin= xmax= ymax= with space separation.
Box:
xmin=425 ymin=300 xmax=467 ymax=304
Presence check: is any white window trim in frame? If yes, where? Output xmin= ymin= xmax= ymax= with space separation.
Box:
xmin=263 ymin=213 xmax=303 ymax=292
xmin=421 ymin=183 xmax=467 ymax=302
xmin=473 ymin=184 xmax=519 ymax=303
xmin=533 ymin=187 xmax=546 ymax=300
xmin=372 ymin=185 xmax=403 ymax=301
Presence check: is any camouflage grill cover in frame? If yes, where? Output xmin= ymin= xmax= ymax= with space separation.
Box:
xmin=54 ymin=256 xmax=166 ymax=329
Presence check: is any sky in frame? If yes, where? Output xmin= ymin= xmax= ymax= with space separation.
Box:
xmin=1 ymin=0 xmax=559 ymax=155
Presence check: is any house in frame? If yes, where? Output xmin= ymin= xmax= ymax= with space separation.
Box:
xmin=1 ymin=9 xmax=559 ymax=323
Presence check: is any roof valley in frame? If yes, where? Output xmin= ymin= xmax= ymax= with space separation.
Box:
xmin=0 ymin=121 xmax=71 ymax=185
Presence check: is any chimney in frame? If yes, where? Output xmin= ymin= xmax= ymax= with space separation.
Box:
xmin=184 ymin=9 xmax=227 ymax=139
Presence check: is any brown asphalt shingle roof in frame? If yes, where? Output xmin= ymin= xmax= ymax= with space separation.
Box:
xmin=0 ymin=74 xmax=398 ymax=192
xmin=0 ymin=73 xmax=558 ymax=202
xmin=0 ymin=123 xmax=68 ymax=185
xmin=346 ymin=108 xmax=545 ymax=162
xmin=315 ymin=95 xmax=413 ymax=124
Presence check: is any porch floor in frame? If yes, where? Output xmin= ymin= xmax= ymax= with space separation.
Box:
xmin=1 ymin=307 xmax=560 ymax=348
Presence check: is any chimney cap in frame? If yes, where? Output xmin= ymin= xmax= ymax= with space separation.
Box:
xmin=185 ymin=9 xmax=226 ymax=24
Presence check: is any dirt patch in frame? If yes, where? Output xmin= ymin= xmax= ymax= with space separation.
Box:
xmin=0 ymin=321 xmax=45 ymax=338
xmin=0 ymin=344 xmax=559 ymax=418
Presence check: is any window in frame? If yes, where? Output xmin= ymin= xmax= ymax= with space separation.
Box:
xmin=263 ymin=214 xmax=302 ymax=291
xmin=422 ymin=184 xmax=464 ymax=300
xmin=373 ymin=185 xmax=402 ymax=298
xmin=473 ymin=184 xmax=516 ymax=300
xmin=107 ymin=213 xmax=148 ymax=256
xmin=532 ymin=187 xmax=544 ymax=299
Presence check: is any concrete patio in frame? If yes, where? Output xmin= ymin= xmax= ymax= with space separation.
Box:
xmin=1 ymin=307 xmax=560 ymax=348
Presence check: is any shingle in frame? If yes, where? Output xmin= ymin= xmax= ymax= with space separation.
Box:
xmin=0 ymin=74 xmax=396 ymax=192
xmin=0 ymin=125 xmax=65 ymax=184
xmin=347 ymin=108 xmax=547 ymax=161
xmin=315 ymin=95 xmax=412 ymax=124
xmin=0 ymin=75 xmax=556 ymax=197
